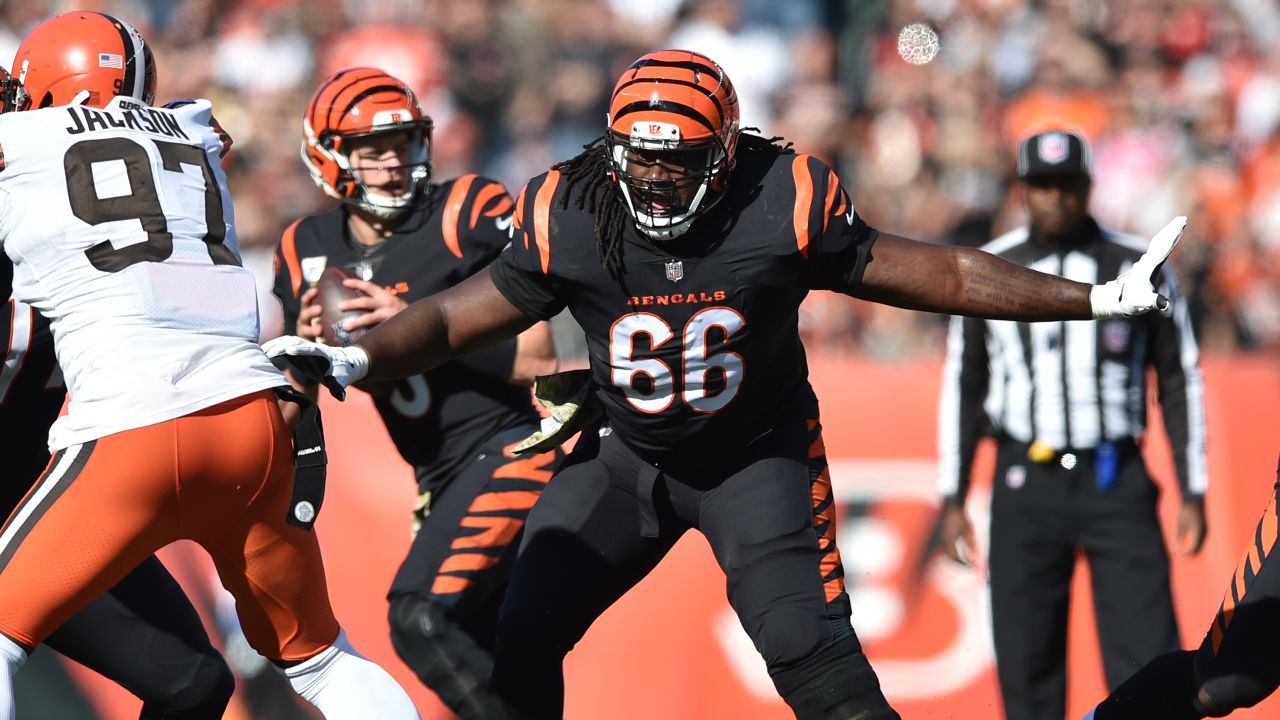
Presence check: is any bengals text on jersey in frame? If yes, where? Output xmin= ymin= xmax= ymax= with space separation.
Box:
xmin=491 ymin=143 xmax=876 ymax=469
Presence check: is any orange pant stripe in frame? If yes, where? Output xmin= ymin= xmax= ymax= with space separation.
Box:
xmin=1207 ymin=492 xmax=1280 ymax=655
xmin=807 ymin=418 xmax=846 ymax=604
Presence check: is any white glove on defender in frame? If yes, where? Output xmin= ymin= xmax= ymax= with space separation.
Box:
xmin=261 ymin=335 xmax=369 ymax=400
xmin=1089 ymin=216 xmax=1186 ymax=319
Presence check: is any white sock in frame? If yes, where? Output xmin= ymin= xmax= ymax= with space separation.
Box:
xmin=0 ymin=634 xmax=27 ymax=720
xmin=281 ymin=629 xmax=420 ymax=719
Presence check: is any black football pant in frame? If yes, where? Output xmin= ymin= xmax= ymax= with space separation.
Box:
xmin=8 ymin=447 xmax=232 ymax=719
xmin=491 ymin=411 xmax=899 ymax=720
xmin=989 ymin=439 xmax=1179 ymax=720
xmin=387 ymin=426 xmax=562 ymax=719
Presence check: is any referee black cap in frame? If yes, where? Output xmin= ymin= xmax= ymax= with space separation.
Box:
xmin=1016 ymin=130 xmax=1092 ymax=179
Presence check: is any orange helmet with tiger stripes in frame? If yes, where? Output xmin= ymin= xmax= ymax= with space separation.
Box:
xmin=13 ymin=11 xmax=156 ymax=109
xmin=606 ymin=49 xmax=740 ymax=240
xmin=301 ymin=67 xmax=433 ymax=219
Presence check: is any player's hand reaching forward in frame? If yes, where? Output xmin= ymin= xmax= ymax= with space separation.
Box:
xmin=1090 ymin=216 xmax=1186 ymax=319
xmin=262 ymin=336 xmax=369 ymax=401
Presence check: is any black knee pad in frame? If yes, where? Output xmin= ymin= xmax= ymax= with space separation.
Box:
xmin=769 ymin=636 xmax=900 ymax=720
xmin=753 ymin=605 xmax=833 ymax=668
xmin=137 ymin=651 xmax=235 ymax=720
xmin=388 ymin=594 xmax=495 ymax=720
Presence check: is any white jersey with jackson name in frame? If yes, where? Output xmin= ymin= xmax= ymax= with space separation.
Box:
xmin=0 ymin=96 xmax=284 ymax=450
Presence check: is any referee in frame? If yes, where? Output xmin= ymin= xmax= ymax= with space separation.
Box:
xmin=936 ymin=130 xmax=1209 ymax=720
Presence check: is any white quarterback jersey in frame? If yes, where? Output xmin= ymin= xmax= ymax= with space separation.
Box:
xmin=0 ymin=96 xmax=284 ymax=450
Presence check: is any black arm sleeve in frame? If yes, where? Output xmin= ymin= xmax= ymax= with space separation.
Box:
xmin=1148 ymin=268 xmax=1208 ymax=502
xmin=938 ymin=315 xmax=991 ymax=507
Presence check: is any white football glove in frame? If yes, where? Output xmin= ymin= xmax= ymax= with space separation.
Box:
xmin=261 ymin=335 xmax=369 ymax=401
xmin=1089 ymin=216 xmax=1186 ymax=319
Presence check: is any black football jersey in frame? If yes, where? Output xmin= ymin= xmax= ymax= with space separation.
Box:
xmin=0 ymin=257 xmax=66 ymax=504
xmin=273 ymin=176 xmax=537 ymax=489
xmin=490 ymin=148 xmax=877 ymax=466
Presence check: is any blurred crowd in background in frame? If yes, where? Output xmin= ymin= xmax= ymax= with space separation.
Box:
xmin=2 ymin=0 xmax=1277 ymax=358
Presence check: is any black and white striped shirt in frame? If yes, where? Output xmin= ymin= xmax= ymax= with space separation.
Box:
xmin=937 ymin=219 xmax=1207 ymax=505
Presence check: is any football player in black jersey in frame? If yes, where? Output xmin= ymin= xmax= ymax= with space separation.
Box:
xmin=272 ymin=67 xmax=560 ymax=719
xmin=265 ymin=50 xmax=1189 ymax=720
xmin=1 ymin=258 xmax=234 ymax=718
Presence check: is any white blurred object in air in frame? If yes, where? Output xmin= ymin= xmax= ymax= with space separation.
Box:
xmin=898 ymin=22 xmax=941 ymax=65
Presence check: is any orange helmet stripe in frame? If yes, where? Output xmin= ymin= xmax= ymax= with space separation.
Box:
xmin=316 ymin=70 xmax=372 ymax=127
xmin=306 ymin=67 xmax=422 ymax=139
xmin=608 ymin=50 xmax=736 ymax=142
xmin=328 ymin=78 xmax=402 ymax=132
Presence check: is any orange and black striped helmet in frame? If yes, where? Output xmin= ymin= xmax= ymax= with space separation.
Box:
xmin=606 ymin=49 xmax=740 ymax=240
xmin=301 ymin=67 xmax=433 ymax=220
xmin=13 ymin=12 xmax=156 ymax=109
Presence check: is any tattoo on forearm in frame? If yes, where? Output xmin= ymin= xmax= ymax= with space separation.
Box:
xmin=963 ymin=263 xmax=1086 ymax=319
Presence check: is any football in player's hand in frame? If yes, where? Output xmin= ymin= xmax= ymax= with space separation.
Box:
xmin=316 ymin=266 xmax=368 ymax=346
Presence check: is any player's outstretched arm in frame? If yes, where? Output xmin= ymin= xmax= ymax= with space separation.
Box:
xmin=853 ymin=217 xmax=1186 ymax=321
xmin=358 ymin=267 xmax=538 ymax=381
xmin=263 ymin=268 xmax=537 ymax=399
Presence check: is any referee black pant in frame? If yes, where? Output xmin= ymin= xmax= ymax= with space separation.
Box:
xmin=988 ymin=439 xmax=1179 ymax=720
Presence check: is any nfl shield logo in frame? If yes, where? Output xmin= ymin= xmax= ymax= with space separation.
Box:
xmin=1038 ymin=132 xmax=1069 ymax=165
xmin=1006 ymin=464 xmax=1027 ymax=489
xmin=664 ymin=259 xmax=684 ymax=283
